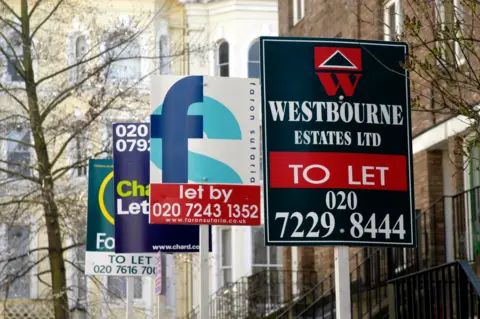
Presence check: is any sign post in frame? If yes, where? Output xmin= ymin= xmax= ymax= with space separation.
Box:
xmin=334 ymin=246 xmax=351 ymax=318
xmin=199 ymin=225 xmax=209 ymax=319
xmin=113 ymin=121 xmax=213 ymax=317
xmin=155 ymin=251 xmax=162 ymax=319
xmin=85 ymin=159 xmax=157 ymax=319
xmin=149 ymin=75 xmax=261 ymax=319
xmin=126 ymin=277 xmax=134 ymax=319
xmin=260 ymin=37 xmax=415 ymax=319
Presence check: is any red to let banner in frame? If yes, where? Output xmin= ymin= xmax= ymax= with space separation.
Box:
xmin=149 ymin=184 xmax=261 ymax=226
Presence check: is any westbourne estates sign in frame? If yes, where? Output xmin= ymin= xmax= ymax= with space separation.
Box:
xmin=260 ymin=37 xmax=416 ymax=247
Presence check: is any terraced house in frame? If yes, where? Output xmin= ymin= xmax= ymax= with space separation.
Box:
xmin=270 ymin=0 xmax=480 ymax=318
xmin=0 ymin=0 xmax=281 ymax=318
xmin=180 ymin=1 xmax=480 ymax=318
xmin=0 ymin=0 xmax=209 ymax=318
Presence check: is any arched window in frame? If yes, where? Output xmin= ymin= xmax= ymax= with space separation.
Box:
xmin=4 ymin=35 xmax=23 ymax=82
xmin=109 ymin=40 xmax=141 ymax=80
xmin=159 ymin=35 xmax=171 ymax=75
xmin=216 ymin=41 xmax=229 ymax=77
xmin=248 ymin=39 xmax=260 ymax=79
xmin=75 ymin=35 xmax=87 ymax=79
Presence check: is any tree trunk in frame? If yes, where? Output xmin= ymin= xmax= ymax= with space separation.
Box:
xmin=20 ymin=1 xmax=70 ymax=318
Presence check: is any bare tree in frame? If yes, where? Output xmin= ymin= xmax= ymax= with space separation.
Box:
xmin=400 ymin=0 xmax=480 ymax=157
xmin=348 ymin=0 xmax=479 ymax=160
xmin=0 ymin=0 xmax=211 ymax=318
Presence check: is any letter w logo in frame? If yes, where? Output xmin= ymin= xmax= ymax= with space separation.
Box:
xmin=314 ymin=46 xmax=362 ymax=97
xmin=315 ymin=73 xmax=362 ymax=97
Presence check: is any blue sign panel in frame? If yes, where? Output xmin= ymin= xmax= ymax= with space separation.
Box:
xmin=113 ymin=122 xmax=211 ymax=253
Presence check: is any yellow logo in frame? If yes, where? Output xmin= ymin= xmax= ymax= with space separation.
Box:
xmin=98 ymin=171 xmax=115 ymax=225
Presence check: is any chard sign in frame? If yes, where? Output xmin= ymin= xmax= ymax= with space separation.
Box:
xmin=85 ymin=159 xmax=156 ymax=276
xmin=112 ymin=122 xmax=207 ymax=253
xmin=260 ymin=37 xmax=416 ymax=247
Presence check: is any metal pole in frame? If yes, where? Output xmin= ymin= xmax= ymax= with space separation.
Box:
xmin=126 ymin=276 xmax=134 ymax=319
xmin=334 ymin=246 xmax=351 ymax=319
xmin=199 ymin=225 xmax=209 ymax=319
xmin=157 ymin=295 xmax=161 ymax=319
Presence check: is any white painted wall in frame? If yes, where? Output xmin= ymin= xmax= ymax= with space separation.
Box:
xmin=182 ymin=0 xmax=279 ymax=306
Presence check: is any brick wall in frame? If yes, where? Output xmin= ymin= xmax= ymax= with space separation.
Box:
xmin=314 ymin=247 xmax=334 ymax=279
xmin=448 ymin=137 xmax=465 ymax=194
xmin=277 ymin=0 xmax=468 ymax=289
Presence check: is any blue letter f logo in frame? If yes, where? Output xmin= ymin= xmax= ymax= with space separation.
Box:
xmin=151 ymin=76 xmax=204 ymax=183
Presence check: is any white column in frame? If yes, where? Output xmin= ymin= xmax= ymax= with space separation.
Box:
xmin=126 ymin=277 xmax=134 ymax=319
xmin=442 ymin=150 xmax=454 ymax=262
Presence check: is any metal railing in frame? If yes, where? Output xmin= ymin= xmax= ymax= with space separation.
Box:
xmin=179 ymin=269 xmax=319 ymax=319
xmin=275 ymin=271 xmax=335 ymax=319
xmin=276 ymin=195 xmax=455 ymax=319
xmin=182 ymin=186 xmax=478 ymax=319
xmin=388 ymin=260 xmax=480 ymax=318
xmin=451 ymin=186 xmax=480 ymax=260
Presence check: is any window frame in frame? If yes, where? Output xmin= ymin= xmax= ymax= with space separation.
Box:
xmin=292 ymin=0 xmax=305 ymax=25
xmin=68 ymin=128 xmax=89 ymax=179
xmin=74 ymin=35 xmax=88 ymax=81
xmin=67 ymin=31 xmax=90 ymax=85
xmin=6 ymin=54 xmax=23 ymax=82
xmin=435 ymin=0 xmax=465 ymax=67
xmin=218 ymin=228 xmax=233 ymax=287
xmin=106 ymin=276 xmax=144 ymax=302
xmin=383 ymin=0 xmax=403 ymax=41
xmin=216 ymin=41 xmax=229 ymax=77
xmin=0 ymin=224 xmax=34 ymax=300
xmin=164 ymin=254 xmax=176 ymax=311
xmin=101 ymin=118 xmax=120 ymax=159
xmin=248 ymin=39 xmax=260 ymax=79
xmin=251 ymin=226 xmax=283 ymax=270
xmin=159 ymin=34 xmax=172 ymax=75
xmin=107 ymin=39 xmax=142 ymax=81
xmin=100 ymin=113 xmax=132 ymax=159
xmin=74 ymin=132 xmax=88 ymax=177
xmin=250 ymin=226 xmax=284 ymax=310
xmin=2 ymin=35 xmax=24 ymax=83
xmin=66 ymin=112 xmax=90 ymax=180
xmin=5 ymin=122 xmax=32 ymax=180
xmin=453 ymin=0 xmax=466 ymax=66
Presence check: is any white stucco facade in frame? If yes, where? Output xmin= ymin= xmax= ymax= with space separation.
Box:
xmin=179 ymin=0 xmax=279 ymax=311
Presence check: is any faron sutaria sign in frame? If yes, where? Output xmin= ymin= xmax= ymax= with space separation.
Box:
xmin=148 ymin=75 xmax=261 ymax=226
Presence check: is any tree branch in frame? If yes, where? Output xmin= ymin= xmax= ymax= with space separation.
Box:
xmin=29 ymin=0 xmax=46 ymax=18
xmin=30 ymin=0 xmax=66 ymax=40
xmin=0 ymin=0 xmax=20 ymax=20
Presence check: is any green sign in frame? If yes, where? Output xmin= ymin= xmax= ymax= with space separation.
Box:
xmin=86 ymin=159 xmax=115 ymax=252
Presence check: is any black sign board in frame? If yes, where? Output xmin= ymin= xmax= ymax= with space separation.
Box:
xmin=260 ymin=37 xmax=416 ymax=247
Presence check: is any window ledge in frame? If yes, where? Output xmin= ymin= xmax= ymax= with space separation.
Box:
xmin=107 ymin=298 xmax=146 ymax=309
xmin=292 ymin=17 xmax=304 ymax=27
xmin=456 ymin=58 xmax=467 ymax=67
